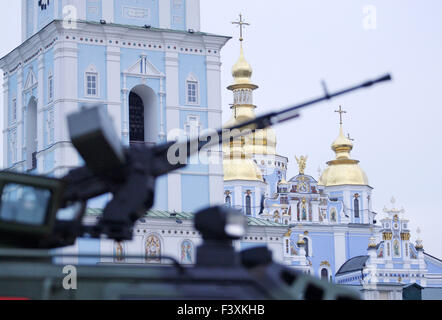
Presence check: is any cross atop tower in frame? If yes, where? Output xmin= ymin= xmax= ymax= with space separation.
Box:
xmin=232 ymin=13 xmax=250 ymax=42
xmin=335 ymin=106 xmax=347 ymax=126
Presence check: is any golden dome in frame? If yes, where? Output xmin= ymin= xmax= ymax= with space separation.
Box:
xmin=223 ymin=134 xmax=263 ymax=182
xmin=223 ymin=158 xmax=263 ymax=182
xmin=319 ymin=126 xmax=369 ymax=187
xmin=231 ymin=44 xmax=253 ymax=85
xmin=223 ymin=40 xmax=276 ymax=156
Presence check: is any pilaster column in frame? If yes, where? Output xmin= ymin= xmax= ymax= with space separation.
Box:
xmin=206 ymin=54 xmax=223 ymax=205
xmin=37 ymin=54 xmax=45 ymax=156
xmin=16 ymin=66 xmax=24 ymax=163
xmin=159 ymin=0 xmax=171 ymax=29
xmin=334 ymin=227 xmax=347 ymax=273
xmin=53 ymin=38 xmax=78 ymax=174
xmin=186 ymin=0 xmax=201 ymax=32
xmin=164 ymin=48 xmax=181 ymax=212
xmin=106 ymin=45 xmax=122 ymax=136
xmin=102 ymin=0 xmax=114 ymax=23
xmin=2 ymin=76 xmax=9 ymax=167
xmin=21 ymin=0 xmax=27 ymax=42
xmin=311 ymin=199 xmax=320 ymax=222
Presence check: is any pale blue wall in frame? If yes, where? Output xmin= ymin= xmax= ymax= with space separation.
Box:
xmin=86 ymin=0 xmax=103 ymax=21
xmin=114 ymin=0 xmax=159 ymax=27
xmin=78 ymin=44 xmax=107 ymax=100
xmin=310 ymin=232 xmax=336 ymax=277
xmin=346 ymin=233 xmax=370 ymax=259
xmin=38 ymin=0 xmax=55 ymax=30
xmin=178 ymin=54 xmax=207 ymax=107
xmin=181 ymin=175 xmax=209 ymax=212
xmin=170 ymin=0 xmax=186 ymax=30
xmin=265 ymin=168 xmax=282 ymax=195
xmin=26 ymin=0 xmax=34 ymax=39
xmin=78 ymin=238 xmax=101 ymax=265
xmin=7 ymin=73 xmax=17 ymax=126
xmin=426 ymin=259 xmax=442 ymax=274
xmin=43 ymin=49 xmax=54 ymax=106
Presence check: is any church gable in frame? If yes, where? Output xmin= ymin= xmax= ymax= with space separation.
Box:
xmin=24 ymin=68 xmax=37 ymax=91
xmin=125 ymin=55 xmax=163 ymax=78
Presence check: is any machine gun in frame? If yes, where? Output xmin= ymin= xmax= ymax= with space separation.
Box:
xmin=0 ymin=74 xmax=391 ymax=300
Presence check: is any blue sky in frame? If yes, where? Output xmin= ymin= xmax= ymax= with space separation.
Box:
xmin=0 ymin=0 xmax=441 ymax=258
xmin=200 ymin=0 xmax=442 ymax=258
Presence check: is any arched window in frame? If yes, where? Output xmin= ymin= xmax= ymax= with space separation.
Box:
xmin=186 ymin=73 xmax=199 ymax=105
xmin=245 ymin=194 xmax=252 ymax=216
xmin=393 ymin=240 xmax=400 ymax=257
xmin=114 ymin=241 xmax=125 ymax=263
xmin=225 ymin=195 xmax=231 ymax=207
xmin=129 ymin=92 xmax=145 ymax=143
xmin=84 ymin=65 xmax=99 ymax=97
xmin=330 ymin=208 xmax=337 ymax=222
xmin=321 ymin=268 xmax=329 ymax=280
xmin=354 ymin=196 xmax=360 ymax=218
xmin=304 ymin=237 xmax=309 ymax=257
xmin=297 ymin=202 xmax=300 ymax=221
xmin=26 ymin=97 xmax=38 ymax=171
xmin=302 ymin=206 xmax=307 ymax=221
xmin=48 ymin=72 xmax=53 ymax=101
xmin=180 ymin=240 xmax=194 ymax=264
xmin=129 ymin=85 xmax=158 ymax=146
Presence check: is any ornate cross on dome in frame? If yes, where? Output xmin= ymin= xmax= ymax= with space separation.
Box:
xmin=335 ymin=105 xmax=347 ymax=126
xmin=232 ymin=13 xmax=250 ymax=42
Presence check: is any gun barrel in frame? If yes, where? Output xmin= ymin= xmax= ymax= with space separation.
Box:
xmin=171 ymin=73 xmax=392 ymax=159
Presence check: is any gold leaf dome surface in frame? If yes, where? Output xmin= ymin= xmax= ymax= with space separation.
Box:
xmin=319 ymin=126 xmax=369 ymax=187
xmin=231 ymin=44 xmax=253 ymax=85
xmin=223 ymin=157 xmax=264 ymax=182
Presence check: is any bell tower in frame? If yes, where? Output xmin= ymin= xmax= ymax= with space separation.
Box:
xmin=22 ymin=0 xmax=201 ymax=41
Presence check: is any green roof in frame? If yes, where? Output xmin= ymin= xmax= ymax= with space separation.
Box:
xmin=86 ymin=208 xmax=286 ymax=227
xmin=72 ymin=19 xmax=230 ymax=39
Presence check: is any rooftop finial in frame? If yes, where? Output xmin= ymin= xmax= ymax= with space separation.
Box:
xmin=335 ymin=105 xmax=347 ymax=127
xmin=232 ymin=13 xmax=250 ymax=42
xmin=295 ymin=155 xmax=308 ymax=175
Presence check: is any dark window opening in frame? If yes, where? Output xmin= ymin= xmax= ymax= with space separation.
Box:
xmin=354 ymin=197 xmax=360 ymax=218
xmin=321 ymin=268 xmax=329 ymax=280
xmin=129 ymin=92 xmax=145 ymax=144
xmin=245 ymin=195 xmax=252 ymax=216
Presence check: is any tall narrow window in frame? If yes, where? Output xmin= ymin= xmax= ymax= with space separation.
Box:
xmin=48 ymin=74 xmax=53 ymax=101
xmin=186 ymin=74 xmax=199 ymax=105
xmin=129 ymin=92 xmax=145 ymax=143
xmin=12 ymin=98 xmax=17 ymax=122
xmin=321 ymin=268 xmax=329 ymax=280
xmin=245 ymin=194 xmax=252 ymax=216
xmin=85 ymin=72 xmax=98 ymax=97
xmin=225 ymin=195 xmax=231 ymax=207
xmin=48 ymin=109 xmax=55 ymax=144
xmin=304 ymin=238 xmax=309 ymax=257
xmin=187 ymin=81 xmax=198 ymax=104
xmin=354 ymin=196 xmax=360 ymax=218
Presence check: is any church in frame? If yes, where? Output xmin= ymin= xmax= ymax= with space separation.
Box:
xmin=1 ymin=1 xmax=442 ymax=300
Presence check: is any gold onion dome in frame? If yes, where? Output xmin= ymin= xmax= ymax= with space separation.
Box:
xmin=223 ymin=15 xmax=275 ymax=181
xmin=223 ymin=138 xmax=263 ymax=182
xmin=224 ymin=43 xmax=276 ymax=155
xmin=319 ymin=126 xmax=369 ymax=187
xmin=231 ymin=44 xmax=254 ymax=86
